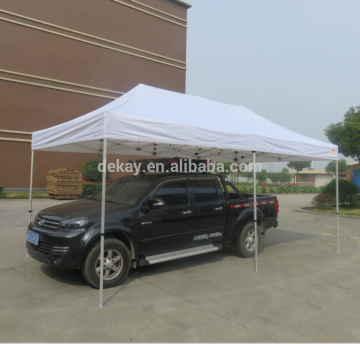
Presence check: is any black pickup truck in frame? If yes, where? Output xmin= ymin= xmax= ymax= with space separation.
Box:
xmin=27 ymin=173 xmax=278 ymax=288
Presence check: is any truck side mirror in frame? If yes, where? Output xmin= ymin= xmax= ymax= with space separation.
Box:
xmin=142 ymin=197 xmax=165 ymax=214
xmin=149 ymin=197 xmax=164 ymax=208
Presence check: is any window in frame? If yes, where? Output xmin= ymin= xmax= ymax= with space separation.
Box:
xmin=225 ymin=182 xmax=245 ymax=200
xmin=152 ymin=182 xmax=188 ymax=207
xmin=93 ymin=178 xmax=153 ymax=205
xmin=301 ymin=175 xmax=307 ymax=182
xmin=192 ymin=181 xmax=219 ymax=203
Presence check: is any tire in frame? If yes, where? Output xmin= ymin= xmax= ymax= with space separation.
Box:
xmin=81 ymin=238 xmax=131 ymax=289
xmin=234 ymin=222 xmax=261 ymax=258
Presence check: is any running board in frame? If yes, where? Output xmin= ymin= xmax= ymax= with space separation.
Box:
xmin=142 ymin=244 xmax=223 ymax=266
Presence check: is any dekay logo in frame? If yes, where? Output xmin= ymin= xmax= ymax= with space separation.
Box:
xmin=98 ymin=161 xmax=142 ymax=175
xmin=98 ymin=159 xmax=262 ymax=176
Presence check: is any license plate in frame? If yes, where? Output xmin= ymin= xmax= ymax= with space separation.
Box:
xmin=27 ymin=231 xmax=39 ymax=245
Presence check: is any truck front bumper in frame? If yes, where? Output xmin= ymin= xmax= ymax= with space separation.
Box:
xmin=26 ymin=224 xmax=88 ymax=270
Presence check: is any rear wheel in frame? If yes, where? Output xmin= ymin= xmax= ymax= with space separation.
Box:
xmin=81 ymin=238 xmax=130 ymax=289
xmin=234 ymin=222 xmax=261 ymax=258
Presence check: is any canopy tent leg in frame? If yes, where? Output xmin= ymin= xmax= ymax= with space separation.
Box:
xmin=336 ymin=160 xmax=340 ymax=253
xmin=27 ymin=150 xmax=34 ymax=258
xmin=252 ymin=151 xmax=258 ymax=272
xmin=99 ymin=138 xmax=107 ymax=308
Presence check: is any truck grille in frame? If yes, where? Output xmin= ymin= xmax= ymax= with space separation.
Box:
xmin=28 ymin=241 xmax=69 ymax=256
xmin=34 ymin=216 xmax=60 ymax=230
xmin=29 ymin=241 xmax=53 ymax=255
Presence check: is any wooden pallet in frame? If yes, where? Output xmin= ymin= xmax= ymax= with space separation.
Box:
xmin=46 ymin=168 xmax=83 ymax=200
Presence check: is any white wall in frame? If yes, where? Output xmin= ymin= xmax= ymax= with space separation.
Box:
xmin=315 ymin=174 xmax=334 ymax=187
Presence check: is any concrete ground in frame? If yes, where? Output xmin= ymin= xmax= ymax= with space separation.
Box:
xmin=0 ymin=194 xmax=359 ymax=342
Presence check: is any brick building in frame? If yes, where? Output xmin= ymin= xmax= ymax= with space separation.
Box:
xmin=0 ymin=0 xmax=191 ymax=190
xmin=339 ymin=162 xmax=360 ymax=188
xmin=339 ymin=162 xmax=360 ymax=180
xmin=290 ymin=170 xmax=334 ymax=187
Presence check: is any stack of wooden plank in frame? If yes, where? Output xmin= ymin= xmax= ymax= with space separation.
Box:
xmin=46 ymin=168 xmax=83 ymax=200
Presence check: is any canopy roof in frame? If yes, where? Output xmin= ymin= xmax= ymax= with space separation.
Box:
xmin=32 ymin=84 xmax=337 ymax=163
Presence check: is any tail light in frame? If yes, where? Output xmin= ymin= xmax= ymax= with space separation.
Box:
xmin=274 ymin=199 xmax=279 ymax=214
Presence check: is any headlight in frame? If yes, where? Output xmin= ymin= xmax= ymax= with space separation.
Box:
xmin=60 ymin=218 xmax=88 ymax=232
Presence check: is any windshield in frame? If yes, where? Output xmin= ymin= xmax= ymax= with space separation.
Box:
xmin=93 ymin=178 xmax=153 ymax=205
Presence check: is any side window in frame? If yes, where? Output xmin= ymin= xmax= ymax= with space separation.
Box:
xmin=152 ymin=182 xmax=188 ymax=207
xmin=192 ymin=181 xmax=219 ymax=203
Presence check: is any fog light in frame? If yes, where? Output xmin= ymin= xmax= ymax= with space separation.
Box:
xmin=54 ymin=257 xmax=61 ymax=265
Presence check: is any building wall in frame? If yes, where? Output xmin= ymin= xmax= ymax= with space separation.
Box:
xmin=0 ymin=0 xmax=189 ymax=188
xmin=296 ymin=174 xmax=315 ymax=183
xmin=343 ymin=163 xmax=360 ymax=181
xmin=307 ymin=174 xmax=315 ymax=183
xmin=315 ymin=174 xmax=333 ymax=188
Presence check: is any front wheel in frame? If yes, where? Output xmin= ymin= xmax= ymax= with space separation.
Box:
xmin=81 ymin=238 xmax=131 ymax=289
xmin=234 ymin=222 xmax=261 ymax=258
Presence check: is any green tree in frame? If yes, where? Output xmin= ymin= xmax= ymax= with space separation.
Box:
xmin=324 ymin=106 xmax=360 ymax=162
xmin=268 ymin=172 xmax=280 ymax=186
xmin=244 ymin=171 xmax=253 ymax=183
xmin=278 ymin=168 xmax=291 ymax=184
xmin=287 ymin=161 xmax=312 ymax=173
xmin=82 ymin=154 xmax=111 ymax=182
xmin=244 ymin=169 xmax=268 ymax=185
xmin=256 ymin=169 xmax=268 ymax=185
xmin=325 ymin=159 xmax=347 ymax=175
xmin=287 ymin=161 xmax=311 ymax=183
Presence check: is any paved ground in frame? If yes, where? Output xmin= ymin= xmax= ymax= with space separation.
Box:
xmin=0 ymin=194 xmax=359 ymax=342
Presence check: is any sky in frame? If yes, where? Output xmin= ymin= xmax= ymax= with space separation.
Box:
xmin=185 ymin=0 xmax=360 ymax=171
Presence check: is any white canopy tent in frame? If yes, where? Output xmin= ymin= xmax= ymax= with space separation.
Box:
xmin=29 ymin=84 xmax=340 ymax=307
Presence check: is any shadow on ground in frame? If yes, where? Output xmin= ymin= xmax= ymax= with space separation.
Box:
xmin=260 ymin=228 xmax=318 ymax=251
xmin=38 ymin=229 xmax=317 ymax=289
xmin=40 ymin=265 xmax=88 ymax=287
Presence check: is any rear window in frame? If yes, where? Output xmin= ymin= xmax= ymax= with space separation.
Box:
xmin=192 ymin=181 xmax=219 ymax=203
xmin=225 ymin=182 xmax=246 ymax=200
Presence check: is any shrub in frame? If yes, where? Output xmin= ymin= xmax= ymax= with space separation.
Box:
xmin=237 ymin=183 xmax=322 ymax=195
xmin=322 ymin=179 xmax=360 ymax=205
xmin=237 ymin=185 xmax=250 ymax=194
xmin=309 ymin=186 xmax=320 ymax=193
xmin=268 ymin=186 xmax=276 ymax=193
xmin=277 ymin=186 xmax=286 ymax=193
xmin=312 ymin=193 xmax=336 ymax=207
xmin=82 ymin=154 xmax=111 ymax=183
xmin=83 ymin=182 xmax=103 ymax=196
xmin=319 ymin=185 xmax=326 ymax=193
xmin=352 ymin=194 xmax=360 ymax=206
xmin=0 ymin=185 xmax=3 ymax=194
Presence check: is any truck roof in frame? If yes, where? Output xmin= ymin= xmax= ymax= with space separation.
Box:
xmin=117 ymin=172 xmax=222 ymax=182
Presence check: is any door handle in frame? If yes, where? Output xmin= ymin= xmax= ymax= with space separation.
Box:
xmin=214 ymin=207 xmax=223 ymax=211
xmin=181 ymin=210 xmax=192 ymax=215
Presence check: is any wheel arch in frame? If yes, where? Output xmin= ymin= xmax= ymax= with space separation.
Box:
xmin=233 ymin=208 xmax=265 ymax=243
xmin=81 ymin=229 xmax=137 ymax=269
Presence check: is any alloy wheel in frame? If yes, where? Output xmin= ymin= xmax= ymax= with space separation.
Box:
xmin=245 ymin=229 xmax=256 ymax=251
xmin=95 ymin=249 xmax=123 ymax=280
